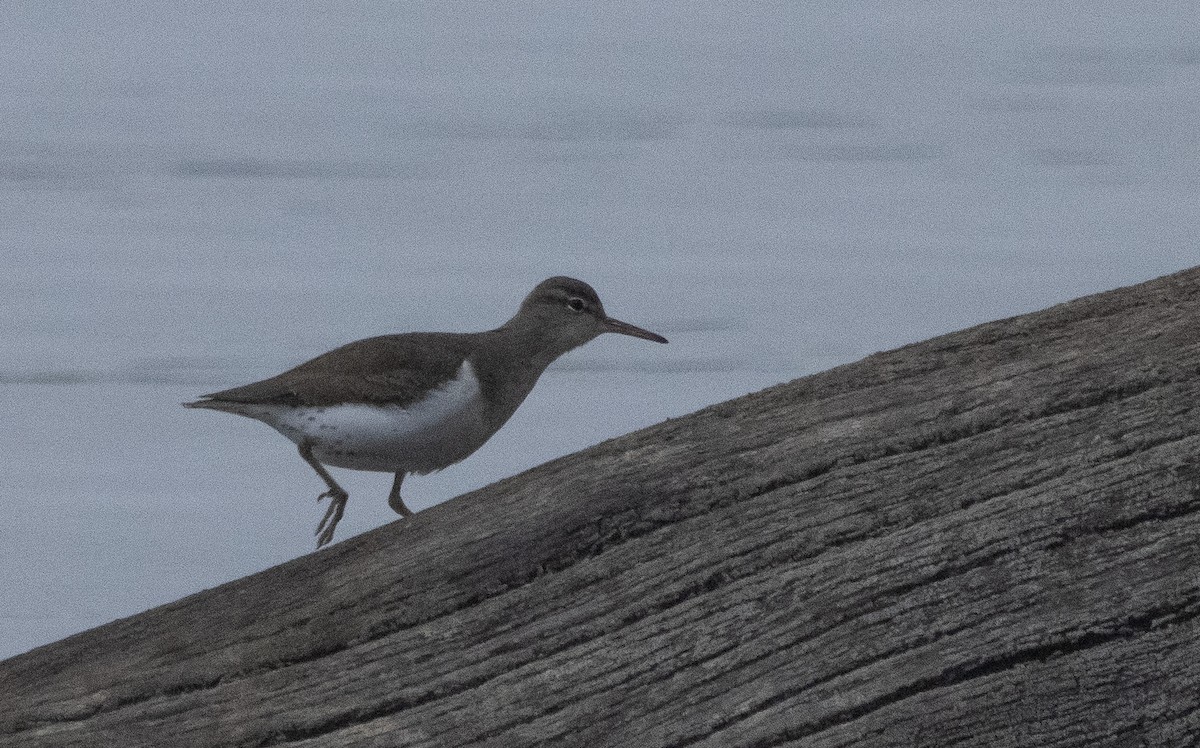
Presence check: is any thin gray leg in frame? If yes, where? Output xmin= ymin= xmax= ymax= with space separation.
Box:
xmin=388 ymin=472 xmax=414 ymax=517
xmin=299 ymin=442 xmax=348 ymax=548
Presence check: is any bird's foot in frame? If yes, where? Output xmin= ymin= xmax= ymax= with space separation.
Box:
xmin=315 ymin=487 xmax=349 ymax=548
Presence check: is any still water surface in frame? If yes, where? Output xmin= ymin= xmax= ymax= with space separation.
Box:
xmin=1 ymin=2 xmax=1197 ymax=657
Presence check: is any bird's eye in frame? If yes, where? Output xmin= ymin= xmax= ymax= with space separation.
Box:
xmin=566 ymin=297 xmax=586 ymax=312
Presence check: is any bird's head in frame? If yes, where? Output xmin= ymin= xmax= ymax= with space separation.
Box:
xmin=509 ymin=276 xmax=668 ymax=355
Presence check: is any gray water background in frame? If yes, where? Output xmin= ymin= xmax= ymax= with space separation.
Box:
xmin=1 ymin=1 xmax=1197 ymax=659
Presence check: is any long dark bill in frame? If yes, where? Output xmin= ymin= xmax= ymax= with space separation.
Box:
xmin=603 ymin=317 xmax=669 ymax=344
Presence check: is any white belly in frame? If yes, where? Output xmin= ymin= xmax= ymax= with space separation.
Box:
xmin=247 ymin=362 xmax=491 ymax=473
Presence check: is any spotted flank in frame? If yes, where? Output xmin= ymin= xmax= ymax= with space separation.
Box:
xmin=241 ymin=361 xmax=488 ymax=473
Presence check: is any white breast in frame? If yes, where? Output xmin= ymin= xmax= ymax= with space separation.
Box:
xmin=252 ymin=361 xmax=491 ymax=473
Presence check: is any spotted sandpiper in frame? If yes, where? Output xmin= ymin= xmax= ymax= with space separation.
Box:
xmin=185 ymin=276 xmax=667 ymax=548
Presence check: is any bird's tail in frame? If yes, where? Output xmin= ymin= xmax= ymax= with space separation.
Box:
xmin=182 ymin=398 xmax=246 ymax=414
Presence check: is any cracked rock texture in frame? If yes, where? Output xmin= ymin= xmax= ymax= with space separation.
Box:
xmin=4 ymin=267 xmax=1200 ymax=748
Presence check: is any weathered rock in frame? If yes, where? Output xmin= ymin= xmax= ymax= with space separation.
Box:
xmin=4 ymin=267 xmax=1200 ymax=748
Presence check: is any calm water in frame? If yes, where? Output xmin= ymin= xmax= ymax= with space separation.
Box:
xmin=2 ymin=1 xmax=1198 ymax=659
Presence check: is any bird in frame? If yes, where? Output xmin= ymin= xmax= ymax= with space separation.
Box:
xmin=185 ymin=276 xmax=668 ymax=547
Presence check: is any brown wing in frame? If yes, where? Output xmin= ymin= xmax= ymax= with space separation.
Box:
xmin=192 ymin=333 xmax=473 ymax=408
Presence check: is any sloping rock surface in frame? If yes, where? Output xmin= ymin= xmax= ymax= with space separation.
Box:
xmin=4 ymin=267 xmax=1200 ymax=748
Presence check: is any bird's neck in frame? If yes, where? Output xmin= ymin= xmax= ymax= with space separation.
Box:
xmin=469 ymin=323 xmax=584 ymax=429
xmin=495 ymin=316 xmax=587 ymax=369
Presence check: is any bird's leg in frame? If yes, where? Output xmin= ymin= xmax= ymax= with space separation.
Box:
xmin=388 ymin=472 xmax=414 ymax=517
xmin=298 ymin=441 xmax=349 ymax=548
